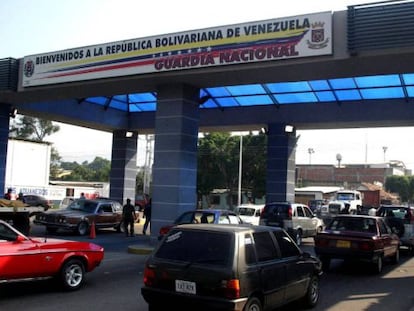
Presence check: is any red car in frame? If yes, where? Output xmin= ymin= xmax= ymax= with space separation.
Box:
xmin=0 ymin=219 xmax=104 ymax=290
xmin=314 ymin=215 xmax=400 ymax=274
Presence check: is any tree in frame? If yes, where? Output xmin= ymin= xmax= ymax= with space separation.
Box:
xmin=385 ymin=175 xmax=413 ymax=203
xmin=60 ymin=157 xmax=111 ymax=182
xmin=197 ymin=132 xmax=267 ymax=202
xmin=10 ymin=116 xmax=60 ymax=141
xmin=49 ymin=147 xmax=62 ymax=180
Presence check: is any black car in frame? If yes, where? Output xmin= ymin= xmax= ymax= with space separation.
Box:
xmin=22 ymin=194 xmax=52 ymax=210
xmin=142 ymin=224 xmax=322 ymax=311
xmin=376 ymin=204 xmax=414 ymax=251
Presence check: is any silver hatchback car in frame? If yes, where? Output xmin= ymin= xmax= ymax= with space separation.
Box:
xmin=259 ymin=202 xmax=325 ymax=245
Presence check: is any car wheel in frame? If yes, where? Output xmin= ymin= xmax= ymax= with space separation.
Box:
xmin=373 ymin=255 xmax=383 ymax=274
xmin=392 ymin=248 xmax=400 ymax=264
xmin=77 ymin=221 xmax=89 ymax=236
xmin=46 ymin=227 xmax=57 ymax=234
xmin=302 ymin=275 xmax=320 ymax=308
xmin=295 ymin=229 xmax=303 ymax=246
xmin=243 ymin=296 xmax=262 ymax=311
xmin=320 ymin=256 xmax=330 ymax=271
xmin=60 ymin=259 xmax=85 ymax=290
xmin=117 ymin=220 xmax=125 ymax=233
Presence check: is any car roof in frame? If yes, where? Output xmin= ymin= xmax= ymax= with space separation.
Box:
xmin=380 ymin=205 xmax=412 ymax=209
xmin=173 ymin=223 xmax=284 ymax=233
xmin=332 ymin=214 xmax=382 ymax=220
xmin=182 ymin=209 xmax=237 ymax=214
xmin=237 ymin=204 xmax=264 ymax=209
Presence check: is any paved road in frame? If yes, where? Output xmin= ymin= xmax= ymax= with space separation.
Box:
xmin=2 ymin=223 xmax=414 ymax=310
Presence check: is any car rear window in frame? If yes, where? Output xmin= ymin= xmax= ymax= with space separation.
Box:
xmin=328 ymin=217 xmax=377 ymax=233
xmin=262 ymin=204 xmax=289 ymax=217
xmin=238 ymin=207 xmax=255 ymax=216
xmin=155 ymin=229 xmax=232 ymax=266
xmin=378 ymin=207 xmax=408 ymax=219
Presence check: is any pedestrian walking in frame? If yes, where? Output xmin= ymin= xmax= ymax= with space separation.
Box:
xmin=123 ymin=198 xmax=136 ymax=237
xmin=142 ymin=197 xmax=151 ymax=235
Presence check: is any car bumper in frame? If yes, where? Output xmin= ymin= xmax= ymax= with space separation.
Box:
xmin=315 ymin=247 xmax=382 ymax=263
xmin=33 ymin=220 xmax=77 ymax=230
xmin=141 ymin=287 xmax=248 ymax=311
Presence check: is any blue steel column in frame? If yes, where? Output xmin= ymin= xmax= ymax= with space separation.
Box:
xmin=151 ymin=84 xmax=200 ymax=239
xmin=266 ymin=124 xmax=297 ymax=203
xmin=0 ymin=105 xmax=10 ymax=195
xmin=109 ymin=130 xmax=138 ymax=204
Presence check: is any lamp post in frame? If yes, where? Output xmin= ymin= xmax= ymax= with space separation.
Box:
xmin=382 ymin=146 xmax=388 ymax=162
xmin=336 ymin=153 xmax=342 ymax=168
xmin=308 ymin=148 xmax=315 ymax=165
xmin=238 ymin=134 xmax=243 ymax=206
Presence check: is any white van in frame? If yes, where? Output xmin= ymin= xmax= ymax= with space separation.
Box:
xmin=236 ymin=204 xmax=264 ymax=225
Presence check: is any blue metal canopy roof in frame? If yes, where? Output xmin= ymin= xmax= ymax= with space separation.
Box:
xmin=83 ymin=73 xmax=414 ymax=112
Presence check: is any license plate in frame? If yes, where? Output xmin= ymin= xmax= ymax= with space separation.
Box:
xmin=336 ymin=240 xmax=351 ymax=248
xmin=175 ymin=280 xmax=196 ymax=294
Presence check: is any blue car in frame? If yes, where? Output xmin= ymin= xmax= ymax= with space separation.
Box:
xmin=158 ymin=209 xmax=244 ymax=240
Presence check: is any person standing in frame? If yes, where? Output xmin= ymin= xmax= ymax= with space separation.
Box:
xmin=123 ymin=198 xmax=136 ymax=237
xmin=142 ymin=198 xmax=152 ymax=235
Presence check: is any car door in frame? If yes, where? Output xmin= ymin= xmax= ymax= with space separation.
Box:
xmin=378 ymin=218 xmax=399 ymax=257
xmin=0 ymin=223 xmax=42 ymax=279
xmin=303 ymin=205 xmax=318 ymax=236
xmin=252 ymin=231 xmax=286 ymax=308
xmin=95 ymin=203 xmax=117 ymax=226
xmin=271 ymin=230 xmax=309 ymax=301
xmin=294 ymin=205 xmax=306 ymax=233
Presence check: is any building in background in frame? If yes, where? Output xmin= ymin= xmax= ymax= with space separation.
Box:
xmin=296 ymin=162 xmax=410 ymax=189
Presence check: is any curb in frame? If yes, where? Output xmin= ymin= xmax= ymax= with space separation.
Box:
xmin=127 ymin=244 xmax=154 ymax=255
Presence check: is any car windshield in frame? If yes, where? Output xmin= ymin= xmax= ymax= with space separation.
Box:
xmin=327 ymin=217 xmax=377 ymax=233
xmin=238 ymin=207 xmax=255 ymax=216
xmin=175 ymin=211 xmax=216 ymax=224
xmin=67 ymin=200 xmax=98 ymax=213
xmin=337 ymin=193 xmax=355 ymax=200
xmin=155 ymin=229 xmax=232 ymax=266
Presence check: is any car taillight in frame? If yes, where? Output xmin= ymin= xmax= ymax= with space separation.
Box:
xmin=159 ymin=226 xmax=172 ymax=236
xmin=143 ymin=266 xmax=156 ymax=286
xmin=288 ymin=207 xmax=293 ymax=219
xmin=408 ymin=209 xmax=414 ymax=224
xmin=315 ymin=238 xmax=329 ymax=247
xmin=358 ymin=241 xmax=374 ymax=251
xmin=222 ymin=279 xmax=240 ymax=299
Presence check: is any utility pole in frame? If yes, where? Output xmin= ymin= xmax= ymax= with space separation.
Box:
xmin=382 ymin=146 xmax=388 ymax=162
xmin=308 ymin=148 xmax=315 ymax=165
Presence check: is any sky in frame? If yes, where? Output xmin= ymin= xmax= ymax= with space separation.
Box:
xmin=2 ymin=0 xmax=413 ymax=169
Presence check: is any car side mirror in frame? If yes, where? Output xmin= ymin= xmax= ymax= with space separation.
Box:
xmin=301 ymin=252 xmax=311 ymax=259
xmin=15 ymin=235 xmax=26 ymax=243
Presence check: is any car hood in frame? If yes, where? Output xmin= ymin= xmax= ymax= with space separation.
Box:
xmin=43 ymin=209 xmax=93 ymax=217
xmin=30 ymin=237 xmax=104 ymax=251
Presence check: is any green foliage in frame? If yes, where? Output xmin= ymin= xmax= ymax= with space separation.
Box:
xmin=49 ymin=147 xmax=62 ymax=180
xmin=385 ymin=175 xmax=414 ymax=203
xmin=197 ymin=132 xmax=267 ymax=200
xmin=10 ymin=116 xmax=60 ymax=141
xmin=59 ymin=157 xmax=110 ymax=182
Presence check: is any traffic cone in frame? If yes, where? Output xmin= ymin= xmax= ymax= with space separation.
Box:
xmin=89 ymin=220 xmax=96 ymax=239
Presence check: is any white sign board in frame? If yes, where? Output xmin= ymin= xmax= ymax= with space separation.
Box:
xmin=22 ymin=12 xmax=332 ymax=87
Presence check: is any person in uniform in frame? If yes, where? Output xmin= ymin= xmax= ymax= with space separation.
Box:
xmin=122 ymin=198 xmax=136 ymax=237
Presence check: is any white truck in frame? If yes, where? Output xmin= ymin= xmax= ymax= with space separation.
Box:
xmin=321 ymin=190 xmax=363 ymax=219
